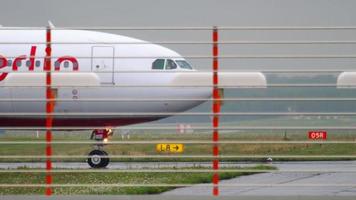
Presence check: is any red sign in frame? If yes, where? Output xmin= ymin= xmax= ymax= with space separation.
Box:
xmin=308 ymin=131 xmax=327 ymax=140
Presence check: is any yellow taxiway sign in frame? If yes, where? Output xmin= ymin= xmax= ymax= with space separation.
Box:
xmin=156 ymin=144 xmax=184 ymax=153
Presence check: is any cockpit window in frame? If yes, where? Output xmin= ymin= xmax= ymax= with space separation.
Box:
xmin=175 ymin=60 xmax=193 ymax=69
xmin=165 ymin=59 xmax=177 ymax=70
xmin=152 ymin=59 xmax=165 ymax=70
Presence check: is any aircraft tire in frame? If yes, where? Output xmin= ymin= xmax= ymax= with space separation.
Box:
xmin=87 ymin=150 xmax=110 ymax=168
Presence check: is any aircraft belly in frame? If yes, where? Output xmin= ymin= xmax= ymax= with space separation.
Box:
xmin=0 ymin=116 xmax=162 ymax=127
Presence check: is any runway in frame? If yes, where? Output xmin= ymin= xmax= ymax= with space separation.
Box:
xmin=163 ymin=161 xmax=356 ymax=196
xmin=1 ymin=161 xmax=356 ymax=196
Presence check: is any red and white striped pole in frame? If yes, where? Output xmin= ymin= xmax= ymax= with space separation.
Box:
xmin=45 ymin=25 xmax=53 ymax=196
xmin=212 ymin=26 xmax=220 ymax=196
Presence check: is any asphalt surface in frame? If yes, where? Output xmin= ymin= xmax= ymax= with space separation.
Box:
xmin=1 ymin=161 xmax=356 ymax=196
xmin=163 ymin=161 xmax=356 ymax=196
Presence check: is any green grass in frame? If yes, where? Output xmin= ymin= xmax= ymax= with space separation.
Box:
xmin=1 ymin=117 xmax=356 ymax=162
xmin=1 ymin=125 xmax=356 ymax=162
xmin=0 ymin=165 xmax=275 ymax=195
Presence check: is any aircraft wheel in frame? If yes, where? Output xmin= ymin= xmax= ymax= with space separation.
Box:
xmin=87 ymin=150 xmax=110 ymax=168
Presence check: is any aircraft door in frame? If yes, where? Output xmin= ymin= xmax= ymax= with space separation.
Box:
xmin=91 ymin=46 xmax=115 ymax=84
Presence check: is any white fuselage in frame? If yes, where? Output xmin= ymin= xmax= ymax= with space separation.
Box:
xmin=0 ymin=30 xmax=212 ymax=127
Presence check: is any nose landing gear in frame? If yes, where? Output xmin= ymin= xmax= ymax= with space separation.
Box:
xmin=87 ymin=149 xmax=109 ymax=168
xmin=87 ymin=128 xmax=113 ymax=168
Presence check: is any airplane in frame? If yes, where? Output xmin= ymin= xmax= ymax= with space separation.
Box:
xmin=0 ymin=25 xmax=266 ymax=168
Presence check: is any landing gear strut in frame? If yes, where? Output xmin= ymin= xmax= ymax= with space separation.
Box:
xmin=87 ymin=128 xmax=113 ymax=168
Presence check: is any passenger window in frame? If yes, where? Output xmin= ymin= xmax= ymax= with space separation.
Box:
xmin=16 ymin=60 xmax=22 ymax=67
xmin=64 ymin=61 xmax=69 ymax=68
xmin=152 ymin=59 xmax=165 ymax=70
xmin=165 ymin=59 xmax=177 ymax=70
xmin=35 ymin=60 xmax=41 ymax=67
xmin=26 ymin=60 xmax=31 ymax=67
xmin=7 ymin=60 xmax=12 ymax=66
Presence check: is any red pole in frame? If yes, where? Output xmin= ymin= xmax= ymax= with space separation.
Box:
xmin=212 ymin=26 xmax=220 ymax=196
xmin=45 ymin=26 xmax=53 ymax=196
